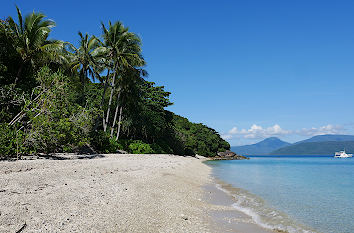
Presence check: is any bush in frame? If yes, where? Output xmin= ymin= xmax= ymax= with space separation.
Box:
xmin=150 ymin=143 xmax=165 ymax=154
xmin=128 ymin=140 xmax=154 ymax=154
xmin=0 ymin=123 xmax=23 ymax=158
xmin=21 ymin=68 xmax=94 ymax=154
xmin=184 ymin=147 xmax=195 ymax=156
xmin=151 ymin=141 xmax=174 ymax=154
xmin=90 ymin=130 xmax=109 ymax=152
xmin=24 ymin=108 xmax=92 ymax=154
xmin=90 ymin=131 xmax=124 ymax=153
xmin=107 ymin=138 xmax=121 ymax=153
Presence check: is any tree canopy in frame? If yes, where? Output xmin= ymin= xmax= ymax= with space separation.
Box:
xmin=0 ymin=7 xmax=229 ymax=158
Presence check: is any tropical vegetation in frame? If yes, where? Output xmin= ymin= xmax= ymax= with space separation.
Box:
xmin=0 ymin=7 xmax=229 ymax=159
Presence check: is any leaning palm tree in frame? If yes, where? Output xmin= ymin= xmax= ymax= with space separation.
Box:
xmin=112 ymin=67 xmax=147 ymax=140
xmin=3 ymin=6 xmax=66 ymax=84
xmin=100 ymin=21 xmax=146 ymax=135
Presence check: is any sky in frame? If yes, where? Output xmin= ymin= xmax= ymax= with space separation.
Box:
xmin=3 ymin=0 xmax=354 ymax=146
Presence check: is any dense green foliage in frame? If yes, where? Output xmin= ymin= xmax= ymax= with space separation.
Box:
xmin=173 ymin=114 xmax=230 ymax=156
xmin=0 ymin=7 xmax=229 ymax=159
xmin=0 ymin=123 xmax=22 ymax=157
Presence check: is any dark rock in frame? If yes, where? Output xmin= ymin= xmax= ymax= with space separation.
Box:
xmin=217 ymin=150 xmax=236 ymax=157
xmin=213 ymin=150 xmax=249 ymax=160
xmin=76 ymin=144 xmax=96 ymax=155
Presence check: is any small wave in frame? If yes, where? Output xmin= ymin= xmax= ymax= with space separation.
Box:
xmin=215 ymin=183 xmax=317 ymax=233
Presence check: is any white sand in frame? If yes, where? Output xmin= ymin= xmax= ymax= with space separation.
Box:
xmin=0 ymin=154 xmax=213 ymax=232
xmin=0 ymin=154 xmax=274 ymax=233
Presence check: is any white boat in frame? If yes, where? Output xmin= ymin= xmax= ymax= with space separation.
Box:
xmin=334 ymin=150 xmax=353 ymax=158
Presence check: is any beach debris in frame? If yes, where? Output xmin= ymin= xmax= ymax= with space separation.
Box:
xmin=76 ymin=144 xmax=96 ymax=155
xmin=117 ymin=150 xmax=128 ymax=154
xmin=195 ymin=155 xmax=207 ymax=160
xmin=180 ymin=214 xmax=188 ymax=220
xmin=15 ymin=222 xmax=27 ymax=233
xmin=274 ymin=229 xmax=288 ymax=233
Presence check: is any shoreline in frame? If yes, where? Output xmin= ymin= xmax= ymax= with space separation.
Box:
xmin=205 ymin=161 xmax=318 ymax=233
xmin=0 ymin=154 xmax=273 ymax=232
xmin=203 ymin=182 xmax=274 ymax=233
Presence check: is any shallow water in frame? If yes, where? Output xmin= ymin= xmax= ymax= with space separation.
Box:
xmin=206 ymin=156 xmax=354 ymax=233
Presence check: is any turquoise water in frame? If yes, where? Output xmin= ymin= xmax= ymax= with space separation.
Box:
xmin=206 ymin=156 xmax=354 ymax=233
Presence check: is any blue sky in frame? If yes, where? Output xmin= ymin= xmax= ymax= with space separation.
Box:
xmin=3 ymin=0 xmax=354 ymax=145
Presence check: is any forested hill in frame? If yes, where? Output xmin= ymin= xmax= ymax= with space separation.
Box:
xmin=0 ymin=7 xmax=229 ymax=158
xmin=271 ymin=141 xmax=354 ymax=155
xmin=173 ymin=114 xmax=230 ymax=156
xmin=230 ymin=135 xmax=354 ymax=156
xmin=231 ymin=137 xmax=290 ymax=155
xmin=294 ymin=134 xmax=354 ymax=144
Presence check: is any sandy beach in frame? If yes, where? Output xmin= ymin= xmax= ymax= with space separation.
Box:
xmin=0 ymin=154 xmax=273 ymax=233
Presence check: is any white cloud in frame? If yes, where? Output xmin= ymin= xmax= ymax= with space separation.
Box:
xmin=222 ymin=124 xmax=345 ymax=141
xmin=221 ymin=134 xmax=233 ymax=140
xmin=228 ymin=127 xmax=238 ymax=134
xmin=296 ymin=124 xmax=343 ymax=136
xmin=223 ymin=124 xmax=290 ymax=139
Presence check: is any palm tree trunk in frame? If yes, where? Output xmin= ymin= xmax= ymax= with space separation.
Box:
xmin=115 ymin=106 xmax=123 ymax=141
xmin=110 ymin=92 xmax=121 ymax=138
xmin=100 ymin=69 xmax=110 ymax=108
xmin=14 ymin=63 xmax=24 ymax=85
xmin=97 ymin=69 xmax=110 ymax=131
xmin=103 ymin=72 xmax=116 ymax=132
xmin=80 ymin=69 xmax=86 ymax=105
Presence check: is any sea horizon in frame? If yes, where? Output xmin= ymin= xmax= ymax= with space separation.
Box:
xmin=206 ymin=155 xmax=354 ymax=233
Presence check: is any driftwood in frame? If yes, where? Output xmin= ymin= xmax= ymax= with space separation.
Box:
xmin=16 ymin=222 xmax=27 ymax=233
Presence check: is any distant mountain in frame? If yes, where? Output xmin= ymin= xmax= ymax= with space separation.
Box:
xmin=231 ymin=137 xmax=291 ymax=155
xmin=294 ymin=134 xmax=354 ymax=144
xmin=271 ymin=141 xmax=354 ymax=155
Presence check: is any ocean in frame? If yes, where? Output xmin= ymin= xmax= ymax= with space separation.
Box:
xmin=206 ymin=156 xmax=354 ymax=233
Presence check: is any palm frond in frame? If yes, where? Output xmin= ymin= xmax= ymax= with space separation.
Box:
xmin=7 ymin=16 xmax=21 ymax=40
xmin=15 ymin=6 xmax=23 ymax=33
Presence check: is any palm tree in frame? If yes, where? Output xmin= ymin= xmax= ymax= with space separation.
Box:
xmin=68 ymin=32 xmax=103 ymax=104
xmin=100 ymin=21 xmax=146 ymax=135
xmin=3 ymin=6 xmax=65 ymax=84
xmin=113 ymin=67 xmax=147 ymax=140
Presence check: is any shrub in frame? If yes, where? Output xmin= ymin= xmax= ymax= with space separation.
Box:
xmin=20 ymin=68 xmax=94 ymax=154
xmin=90 ymin=130 xmax=109 ymax=152
xmin=151 ymin=143 xmax=165 ymax=154
xmin=128 ymin=140 xmax=154 ymax=154
xmin=0 ymin=123 xmax=23 ymax=158
xmin=107 ymin=138 xmax=121 ymax=153
xmin=151 ymin=141 xmax=174 ymax=154
xmin=24 ymin=111 xmax=91 ymax=154
xmin=90 ymin=131 xmax=124 ymax=153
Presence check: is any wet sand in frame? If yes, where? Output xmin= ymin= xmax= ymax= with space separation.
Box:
xmin=204 ymin=183 xmax=274 ymax=233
